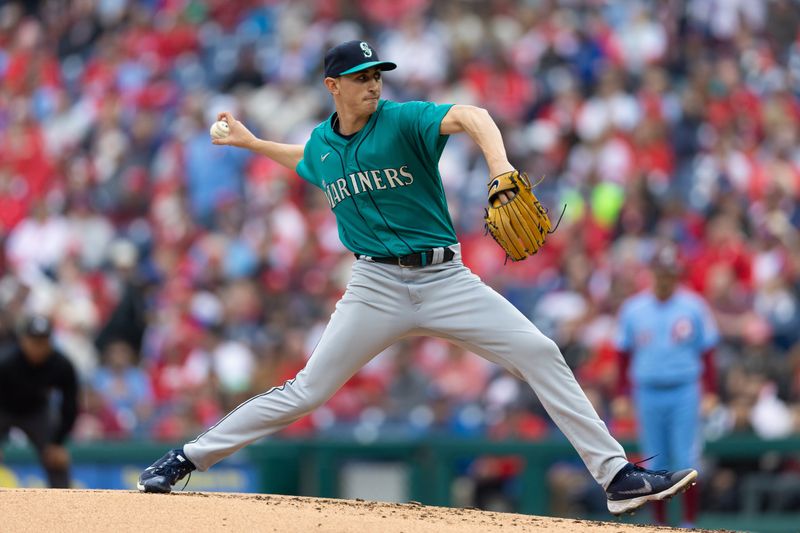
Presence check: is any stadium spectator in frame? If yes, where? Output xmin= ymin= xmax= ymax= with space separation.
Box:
xmin=92 ymin=340 xmax=153 ymax=438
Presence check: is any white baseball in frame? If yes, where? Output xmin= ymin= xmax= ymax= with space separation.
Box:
xmin=210 ymin=120 xmax=230 ymax=140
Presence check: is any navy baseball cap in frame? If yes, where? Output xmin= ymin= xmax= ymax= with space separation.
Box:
xmin=323 ymin=40 xmax=397 ymax=78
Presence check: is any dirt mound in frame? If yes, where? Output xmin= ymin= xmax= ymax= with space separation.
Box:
xmin=0 ymin=489 xmax=716 ymax=532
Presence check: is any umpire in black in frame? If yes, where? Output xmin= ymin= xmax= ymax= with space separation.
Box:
xmin=0 ymin=314 xmax=79 ymax=487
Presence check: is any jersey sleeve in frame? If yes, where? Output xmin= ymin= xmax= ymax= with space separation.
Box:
xmin=295 ymin=131 xmax=324 ymax=188
xmin=295 ymin=144 xmax=313 ymax=183
xmin=696 ymin=297 xmax=720 ymax=351
xmin=397 ymin=101 xmax=454 ymax=163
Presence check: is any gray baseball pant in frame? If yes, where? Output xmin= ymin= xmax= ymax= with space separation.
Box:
xmin=184 ymin=246 xmax=628 ymax=488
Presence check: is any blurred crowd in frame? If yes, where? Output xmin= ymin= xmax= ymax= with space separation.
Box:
xmin=2 ymin=0 xmax=800 ymax=514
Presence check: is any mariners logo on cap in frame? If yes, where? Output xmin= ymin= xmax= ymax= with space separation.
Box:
xmin=323 ymin=40 xmax=396 ymax=78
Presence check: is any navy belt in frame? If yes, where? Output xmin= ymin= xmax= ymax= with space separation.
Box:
xmin=356 ymin=247 xmax=456 ymax=267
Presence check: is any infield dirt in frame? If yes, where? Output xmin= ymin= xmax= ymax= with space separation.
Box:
xmin=1 ymin=488 xmax=727 ymax=532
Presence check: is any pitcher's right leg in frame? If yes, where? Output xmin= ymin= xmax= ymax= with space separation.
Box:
xmin=138 ymin=261 xmax=413 ymax=492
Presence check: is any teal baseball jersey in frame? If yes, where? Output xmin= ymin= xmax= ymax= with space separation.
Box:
xmin=295 ymin=99 xmax=457 ymax=257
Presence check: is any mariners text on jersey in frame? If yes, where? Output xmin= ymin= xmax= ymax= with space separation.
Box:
xmin=322 ymin=166 xmax=415 ymax=209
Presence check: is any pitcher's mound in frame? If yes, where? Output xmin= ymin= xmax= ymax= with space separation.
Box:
xmin=0 ymin=488 xmax=710 ymax=532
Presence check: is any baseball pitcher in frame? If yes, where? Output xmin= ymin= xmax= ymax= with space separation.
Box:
xmin=138 ymin=40 xmax=697 ymax=516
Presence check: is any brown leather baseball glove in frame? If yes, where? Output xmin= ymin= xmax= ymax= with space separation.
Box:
xmin=484 ymin=170 xmax=552 ymax=262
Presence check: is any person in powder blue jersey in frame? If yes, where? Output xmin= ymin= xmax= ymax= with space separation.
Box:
xmin=615 ymin=245 xmax=719 ymax=527
xmin=138 ymin=40 xmax=699 ymax=515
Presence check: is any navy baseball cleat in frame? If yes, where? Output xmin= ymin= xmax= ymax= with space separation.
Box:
xmin=606 ymin=463 xmax=698 ymax=516
xmin=137 ymin=448 xmax=196 ymax=493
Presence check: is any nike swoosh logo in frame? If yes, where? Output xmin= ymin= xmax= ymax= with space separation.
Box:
xmin=321 ymin=152 xmax=331 ymax=162
xmin=617 ymin=479 xmax=653 ymax=495
xmin=488 ymin=178 xmax=500 ymax=192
